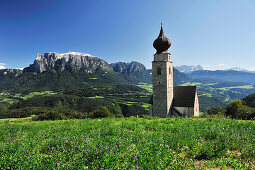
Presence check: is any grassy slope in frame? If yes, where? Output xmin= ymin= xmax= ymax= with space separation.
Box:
xmin=0 ymin=91 xmax=56 ymax=105
xmin=179 ymin=81 xmax=255 ymax=112
xmin=1 ymin=80 xmax=254 ymax=114
xmin=0 ymin=118 xmax=254 ymax=169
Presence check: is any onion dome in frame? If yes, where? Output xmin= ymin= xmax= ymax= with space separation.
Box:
xmin=153 ymin=23 xmax=171 ymax=54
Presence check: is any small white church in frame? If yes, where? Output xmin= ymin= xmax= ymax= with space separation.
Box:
xmin=149 ymin=24 xmax=199 ymax=118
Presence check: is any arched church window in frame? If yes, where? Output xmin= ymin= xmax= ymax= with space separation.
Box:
xmin=157 ymin=67 xmax=161 ymax=75
xmin=169 ymin=67 xmax=171 ymax=74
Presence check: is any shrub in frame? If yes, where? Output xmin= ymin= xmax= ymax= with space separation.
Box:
xmin=206 ymin=106 xmax=225 ymax=115
xmin=32 ymin=107 xmax=88 ymax=121
xmin=0 ymin=107 xmax=47 ymax=119
xmin=225 ymin=99 xmax=254 ymax=119
xmin=242 ymin=93 xmax=255 ymax=108
xmin=88 ymin=106 xmax=113 ymax=118
xmin=113 ymin=113 xmax=124 ymax=118
xmin=120 ymin=104 xmax=148 ymax=117
xmin=32 ymin=111 xmax=68 ymax=121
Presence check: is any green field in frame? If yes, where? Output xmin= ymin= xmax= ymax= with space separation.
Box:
xmin=87 ymin=96 xmax=105 ymax=99
xmin=0 ymin=118 xmax=254 ymax=169
xmin=0 ymin=91 xmax=56 ymax=104
xmin=180 ymin=82 xmax=202 ymax=86
xmin=217 ymin=85 xmax=254 ymax=90
xmin=137 ymin=83 xmax=153 ymax=93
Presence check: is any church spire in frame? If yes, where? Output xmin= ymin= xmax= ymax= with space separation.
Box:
xmin=153 ymin=23 xmax=171 ymax=54
xmin=159 ymin=23 xmax=165 ymax=37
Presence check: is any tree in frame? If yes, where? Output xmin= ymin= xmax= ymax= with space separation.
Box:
xmin=225 ymin=99 xmax=253 ymax=119
xmin=206 ymin=106 xmax=224 ymax=115
xmin=89 ymin=106 xmax=113 ymax=118
xmin=242 ymin=93 xmax=255 ymax=108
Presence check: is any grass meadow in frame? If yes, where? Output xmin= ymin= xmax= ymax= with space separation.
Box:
xmin=0 ymin=117 xmax=254 ymax=169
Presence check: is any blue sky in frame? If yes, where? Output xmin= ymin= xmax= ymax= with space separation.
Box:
xmin=0 ymin=0 xmax=255 ymax=70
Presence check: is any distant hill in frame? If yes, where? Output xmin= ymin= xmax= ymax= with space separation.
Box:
xmin=189 ymin=70 xmax=255 ymax=84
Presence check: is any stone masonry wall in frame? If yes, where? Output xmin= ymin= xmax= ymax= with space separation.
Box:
xmin=152 ymin=53 xmax=173 ymax=117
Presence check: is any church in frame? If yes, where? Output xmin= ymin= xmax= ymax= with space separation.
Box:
xmin=149 ymin=24 xmax=199 ymax=118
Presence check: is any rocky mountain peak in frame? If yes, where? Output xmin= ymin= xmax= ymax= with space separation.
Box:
xmin=35 ymin=52 xmax=43 ymax=61
xmin=24 ymin=52 xmax=112 ymax=73
xmin=111 ymin=61 xmax=147 ymax=74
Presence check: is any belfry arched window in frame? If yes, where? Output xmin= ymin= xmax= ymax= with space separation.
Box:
xmin=157 ymin=67 xmax=161 ymax=75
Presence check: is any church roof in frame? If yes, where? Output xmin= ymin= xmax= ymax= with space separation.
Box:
xmin=153 ymin=23 xmax=171 ymax=54
xmin=148 ymin=86 xmax=197 ymax=107
xmin=173 ymin=86 xmax=197 ymax=107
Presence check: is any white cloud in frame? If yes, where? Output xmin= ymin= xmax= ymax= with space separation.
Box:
xmin=202 ymin=65 xmax=213 ymax=68
xmin=203 ymin=64 xmax=213 ymax=68
xmin=0 ymin=63 xmax=6 ymax=69
xmin=202 ymin=65 xmax=214 ymax=70
xmin=202 ymin=63 xmax=228 ymax=70
xmin=247 ymin=67 xmax=255 ymax=71
xmin=0 ymin=66 xmax=6 ymax=69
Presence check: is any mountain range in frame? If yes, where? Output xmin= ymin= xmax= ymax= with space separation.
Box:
xmin=1 ymin=52 xmax=254 ymax=94
xmin=0 ymin=52 xmax=191 ymax=93
xmin=1 ymin=52 xmax=255 ymax=113
xmin=175 ymin=65 xmax=255 ymax=74
xmin=189 ymin=70 xmax=255 ymax=84
xmin=175 ymin=65 xmax=204 ymax=73
xmin=175 ymin=65 xmax=255 ymax=85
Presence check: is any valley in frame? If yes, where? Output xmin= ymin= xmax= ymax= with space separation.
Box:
xmin=0 ymin=52 xmax=255 ymax=118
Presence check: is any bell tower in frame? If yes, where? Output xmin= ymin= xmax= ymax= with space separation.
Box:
xmin=152 ymin=24 xmax=173 ymax=117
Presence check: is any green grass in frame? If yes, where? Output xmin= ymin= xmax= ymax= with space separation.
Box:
xmin=87 ymin=96 xmax=105 ymax=99
xmin=121 ymin=101 xmax=138 ymax=106
xmin=180 ymin=82 xmax=202 ymax=86
xmin=0 ymin=117 xmax=254 ymax=169
xmin=137 ymin=83 xmax=152 ymax=93
xmin=141 ymin=104 xmax=150 ymax=109
xmin=224 ymin=98 xmax=231 ymax=102
xmin=217 ymin=85 xmax=254 ymax=90
xmin=0 ymin=91 xmax=57 ymax=104
xmin=199 ymin=93 xmax=213 ymax=97
xmin=1 ymin=98 xmax=16 ymax=104
xmin=205 ymin=83 xmax=217 ymax=86
xmin=21 ymin=91 xmax=56 ymax=100
xmin=0 ymin=116 xmax=33 ymax=123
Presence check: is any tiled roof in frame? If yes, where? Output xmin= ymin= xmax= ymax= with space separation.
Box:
xmin=173 ymin=86 xmax=197 ymax=107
